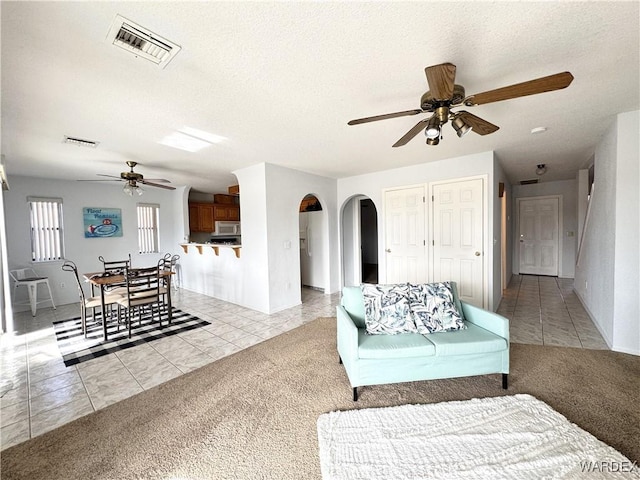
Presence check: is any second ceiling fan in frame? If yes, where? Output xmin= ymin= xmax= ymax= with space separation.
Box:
xmin=348 ymin=62 xmax=574 ymax=147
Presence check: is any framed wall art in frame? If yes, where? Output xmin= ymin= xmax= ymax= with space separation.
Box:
xmin=83 ymin=207 xmax=123 ymax=238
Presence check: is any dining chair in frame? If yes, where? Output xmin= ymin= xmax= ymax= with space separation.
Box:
xmin=170 ymin=254 xmax=180 ymax=290
xmin=9 ymin=268 xmax=56 ymax=316
xmin=61 ymin=260 xmax=123 ymax=337
xmin=156 ymin=256 xmax=177 ymax=312
xmin=98 ymin=253 xmax=132 ymax=274
xmin=116 ymin=265 xmax=163 ymax=338
xmin=98 ymin=253 xmax=131 ymax=295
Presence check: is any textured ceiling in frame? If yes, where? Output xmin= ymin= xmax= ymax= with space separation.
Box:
xmin=1 ymin=1 xmax=638 ymax=193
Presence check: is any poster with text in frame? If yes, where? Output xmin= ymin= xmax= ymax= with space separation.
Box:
xmin=83 ymin=207 xmax=123 ymax=238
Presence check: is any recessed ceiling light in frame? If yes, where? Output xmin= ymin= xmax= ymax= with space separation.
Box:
xmin=180 ymin=126 xmax=225 ymax=144
xmin=159 ymin=127 xmax=226 ymax=153
xmin=160 ymin=132 xmax=212 ymax=152
xmin=530 ymin=127 xmax=547 ymax=134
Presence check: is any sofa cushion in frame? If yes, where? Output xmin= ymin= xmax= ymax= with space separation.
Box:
xmin=409 ymin=282 xmax=466 ymax=334
xmin=426 ymin=322 xmax=508 ymax=356
xmin=358 ymin=330 xmax=436 ymax=359
xmin=341 ymin=286 xmax=367 ymax=329
xmin=361 ymin=283 xmax=417 ymax=335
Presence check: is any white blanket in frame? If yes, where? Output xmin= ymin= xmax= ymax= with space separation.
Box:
xmin=317 ymin=394 xmax=639 ymax=479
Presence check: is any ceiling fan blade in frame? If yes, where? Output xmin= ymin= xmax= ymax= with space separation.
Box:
xmin=141 ymin=180 xmax=176 ymax=190
xmin=392 ymin=118 xmax=430 ymax=147
xmin=457 ymin=111 xmax=499 ymax=135
xmin=96 ymin=174 xmax=122 ymax=180
xmin=142 ymin=178 xmax=171 ymax=183
xmin=77 ymin=179 xmax=122 ymax=182
xmin=466 ymin=72 xmax=574 ymax=106
xmin=348 ymin=109 xmax=423 ymax=125
xmin=425 ymin=63 xmax=456 ymax=101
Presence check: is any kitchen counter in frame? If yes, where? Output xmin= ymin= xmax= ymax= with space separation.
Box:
xmin=178 ymin=242 xmax=243 ymax=305
xmin=180 ymin=242 xmax=241 ymax=258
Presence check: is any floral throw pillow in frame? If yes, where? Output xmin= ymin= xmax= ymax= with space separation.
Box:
xmin=360 ymin=283 xmax=417 ymax=335
xmin=408 ymin=282 xmax=466 ymax=334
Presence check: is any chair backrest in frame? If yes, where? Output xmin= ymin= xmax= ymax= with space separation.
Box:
xmin=10 ymin=268 xmax=41 ymax=282
xmin=61 ymin=261 xmax=86 ymax=302
xmin=122 ymin=266 xmax=161 ymax=306
xmin=98 ymin=254 xmax=132 ymax=274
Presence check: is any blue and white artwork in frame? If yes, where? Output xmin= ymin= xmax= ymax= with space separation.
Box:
xmin=83 ymin=207 xmax=123 ymax=238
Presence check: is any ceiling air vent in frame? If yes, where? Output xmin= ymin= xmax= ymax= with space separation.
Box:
xmin=106 ymin=15 xmax=181 ymax=69
xmin=63 ymin=136 xmax=99 ymax=148
xmin=520 ymin=179 xmax=539 ymax=185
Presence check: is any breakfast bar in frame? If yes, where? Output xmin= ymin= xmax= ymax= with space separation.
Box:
xmin=178 ymin=242 xmax=244 ymax=305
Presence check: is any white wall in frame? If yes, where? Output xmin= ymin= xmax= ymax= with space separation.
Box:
xmin=493 ymin=158 xmax=512 ymax=306
xmin=512 ymin=179 xmax=578 ymax=278
xmin=574 ymin=110 xmax=639 ymax=355
xmin=1 ymin=183 xmax=12 ymax=329
xmin=232 ymin=163 xmax=271 ymax=312
xmin=4 ymin=176 xmax=184 ymax=310
xmin=341 ymin=196 xmax=359 ymax=287
xmin=232 ymin=163 xmax=339 ymax=314
xmin=612 ymin=110 xmax=639 ymax=354
xmin=337 ymin=150 xmax=503 ymax=311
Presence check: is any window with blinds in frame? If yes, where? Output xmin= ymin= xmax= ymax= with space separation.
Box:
xmin=137 ymin=203 xmax=160 ymax=254
xmin=28 ymin=197 xmax=65 ymax=262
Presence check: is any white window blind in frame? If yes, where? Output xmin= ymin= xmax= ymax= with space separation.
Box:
xmin=28 ymin=197 xmax=64 ymax=262
xmin=137 ymin=203 xmax=159 ymax=254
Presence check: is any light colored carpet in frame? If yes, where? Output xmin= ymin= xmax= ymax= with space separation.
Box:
xmin=1 ymin=317 xmax=639 ymax=479
xmin=317 ymin=394 xmax=639 ymax=479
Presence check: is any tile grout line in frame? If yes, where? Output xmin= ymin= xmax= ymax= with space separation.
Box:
xmin=536 ymin=276 xmax=546 ymax=346
xmin=554 ymin=277 xmax=585 ymax=348
xmin=24 ymin=331 xmax=34 ymax=440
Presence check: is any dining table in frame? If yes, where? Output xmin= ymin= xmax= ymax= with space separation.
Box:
xmin=83 ymin=269 xmax=173 ymax=341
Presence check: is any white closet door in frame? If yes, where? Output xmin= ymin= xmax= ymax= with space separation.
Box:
xmin=432 ymin=178 xmax=485 ymax=307
xmin=384 ymin=187 xmax=426 ymax=284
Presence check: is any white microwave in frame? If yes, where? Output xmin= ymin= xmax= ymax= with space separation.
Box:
xmin=214 ymin=221 xmax=241 ymax=236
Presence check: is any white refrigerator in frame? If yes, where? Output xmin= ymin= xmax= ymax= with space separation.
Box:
xmin=299 ymin=211 xmax=325 ymax=289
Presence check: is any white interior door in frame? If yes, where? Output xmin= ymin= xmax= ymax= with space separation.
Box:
xmin=518 ymin=197 xmax=559 ymax=276
xmin=432 ymin=178 xmax=484 ymax=307
xmin=384 ymin=187 xmax=426 ymax=284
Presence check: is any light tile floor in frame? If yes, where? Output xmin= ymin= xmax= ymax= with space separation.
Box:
xmin=1 ymin=287 xmax=340 ymax=450
xmin=1 ymin=276 xmax=607 ymax=450
xmin=497 ymin=275 xmax=608 ymax=349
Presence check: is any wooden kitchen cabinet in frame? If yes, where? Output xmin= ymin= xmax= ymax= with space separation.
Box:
xmin=213 ymin=204 xmax=240 ymax=221
xmin=189 ymin=202 xmax=240 ymax=232
xmin=189 ymin=203 xmax=215 ymax=232
xmin=199 ymin=204 xmax=215 ymax=231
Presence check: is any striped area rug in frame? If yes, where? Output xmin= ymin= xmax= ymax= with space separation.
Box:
xmin=53 ymin=308 xmax=210 ymax=366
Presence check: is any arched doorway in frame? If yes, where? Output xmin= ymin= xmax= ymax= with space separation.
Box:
xmin=298 ymin=194 xmax=325 ymax=293
xmin=341 ymin=195 xmax=378 ymax=287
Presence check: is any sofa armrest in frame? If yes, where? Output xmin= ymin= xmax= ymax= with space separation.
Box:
xmin=461 ymin=301 xmax=509 ymax=342
xmin=336 ymin=305 xmax=359 ymax=361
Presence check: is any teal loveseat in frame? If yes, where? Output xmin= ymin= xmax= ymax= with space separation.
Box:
xmin=337 ymin=285 xmax=510 ymax=401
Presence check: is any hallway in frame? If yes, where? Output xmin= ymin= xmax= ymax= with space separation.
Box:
xmin=497 ymin=275 xmax=608 ymax=349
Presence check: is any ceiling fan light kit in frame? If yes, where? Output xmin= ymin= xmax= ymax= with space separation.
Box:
xmin=78 ymin=160 xmax=176 ymax=193
xmin=424 ymin=116 xmax=441 ymax=139
xmin=123 ymin=181 xmax=144 ymax=196
xmin=348 ymin=63 xmax=574 ymax=148
xmin=452 ymin=114 xmax=473 ymax=138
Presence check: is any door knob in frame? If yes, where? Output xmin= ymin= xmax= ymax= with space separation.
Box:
xmin=385 ymin=248 xmax=391 ymax=253
xmin=475 ymin=251 xmax=481 ymax=256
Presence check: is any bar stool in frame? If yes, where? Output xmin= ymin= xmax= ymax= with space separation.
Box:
xmin=9 ymin=268 xmax=56 ymax=316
